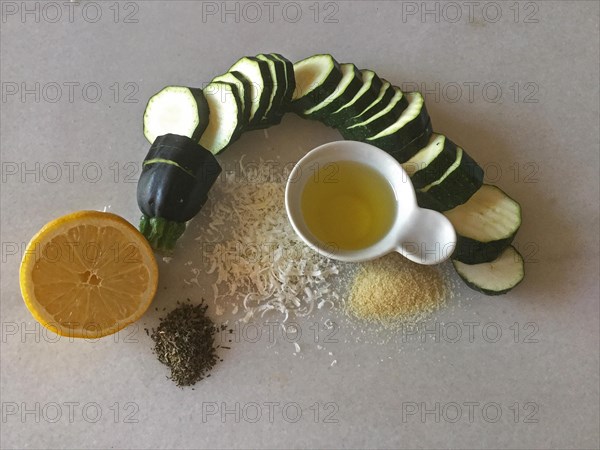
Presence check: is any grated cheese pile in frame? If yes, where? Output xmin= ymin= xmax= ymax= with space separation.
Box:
xmin=347 ymin=252 xmax=447 ymax=326
xmin=196 ymin=157 xmax=345 ymax=322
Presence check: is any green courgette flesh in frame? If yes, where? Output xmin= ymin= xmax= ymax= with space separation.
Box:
xmin=402 ymin=134 xmax=458 ymax=189
xmin=444 ymin=184 xmax=522 ymax=264
xmin=416 ymin=146 xmax=484 ymax=211
xmin=253 ymin=53 xmax=288 ymax=127
xmin=143 ymin=86 xmax=209 ymax=144
xmin=291 ymin=54 xmax=343 ymax=112
xmin=453 ymin=245 xmax=524 ymax=295
xmin=324 ymin=69 xmax=383 ymax=128
xmin=270 ymin=53 xmax=295 ymax=106
xmin=301 ymin=63 xmax=363 ymax=120
xmin=345 ymin=80 xmax=394 ymax=128
xmin=342 ymin=86 xmax=408 ymax=140
xmin=386 ymin=119 xmax=434 ymax=163
xmin=229 ymin=56 xmax=272 ymax=125
xmin=211 ymin=71 xmax=252 ymax=134
xmin=200 ymin=81 xmax=242 ymax=154
xmin=366 ymin=91 xmax=430 ymax=152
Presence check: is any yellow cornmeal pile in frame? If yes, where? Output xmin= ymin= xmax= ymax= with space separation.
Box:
xmin=347 ymin=253 xmax=447 ymax=326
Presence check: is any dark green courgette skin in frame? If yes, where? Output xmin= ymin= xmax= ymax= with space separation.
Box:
xmin=246 ymin=54 xmax=296 ymax=130
xmin=230 ymin=56 xmax=272 ymax=127
xmin=415 ymin=148 xmax=484 ymax=211
xmin=366 ymin=93 xmax=430 ymax=153
xmin=204 ymin=80 xmax=244 ymax=145
xmin=271 ymin=53 xmax=295 ymax=105
xmin=138 ymin=134 xmax=222 ymax=222
xmin=137 ymin=134 xmax=222 ymax=251
xmin=343 ymin=81 xmax=395 ymax=128
xmin=341 ymin=88 xmax=409 ymax=140
xmin=305 ymin=64 xmax=363 ymax=121
xmin=290 ymin=55 xmax=343 ymax=113
xmin=387 ymin=119 xmax=434 ymax=163
xmin=409 ymin=136 xmax=459 ymax=189
xmin=452 ymin=246 xmax=525 ymax=295
xmin=217 ymin=71 xmax=252 ymax=132
xmin=452 ymin=234 xmax=516 ymax=265
xmin=324 ymin=70 xmax=384 ymax=128
xmin=255 ymin=53 xmax=288 ymax=125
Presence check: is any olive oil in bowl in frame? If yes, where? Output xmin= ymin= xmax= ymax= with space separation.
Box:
xmin=300 ymin=160 xmax=397 ymax=250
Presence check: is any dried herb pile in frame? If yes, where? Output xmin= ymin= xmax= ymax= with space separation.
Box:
xmin=150 ymin=301 xmax=227 ymax=387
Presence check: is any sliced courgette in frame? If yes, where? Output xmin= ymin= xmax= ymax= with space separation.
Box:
xmin=211 ymin=71 xmax=252 ymax=133
xmin=229 ymin=56 xmax=272 ymax=125
xmin=402 ymin=134 xmax=459 ymax=189
xmin=270 ymin=53 xmax=295 ymax=107
xmin=453 ymin=245 xmax=524 ymax=295
xmin=301 ymin=63 xmax=363 ymax=120
xmin=324 ymin=69 xmax=383 ymax=128
xmin=345 ymin=80 xmax=394 ymax=127
xmin=342 ymin=86 xmax=408 ymax=140
xmin=387 ymin=119 xmax=434 ymax=163
xmin=199 ymin=81 xmax=242 ymax=154
xmin=443 ymin=184 xmax=522 ymax=264
xmin=291 ymin=54 xmax=343 ymax=112
xmin=143 ymin=86 xmax=209 ymax=144
xmin=254 ymin=53 xmax=287 ymax=126
xmin=366 ymin=91 xmax=430 ymax=152
xmin=416 ymin=146 xmax=483 ymax=211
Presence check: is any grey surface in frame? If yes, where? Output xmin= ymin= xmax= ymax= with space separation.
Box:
xmin=1 ymin=1 xmax=599 ymax=449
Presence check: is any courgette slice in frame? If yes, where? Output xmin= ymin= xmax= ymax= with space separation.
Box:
xmin=254 ymin=53 xmax=287 ymax=125
xmin=342 ymin=86 xmax=408 ymax=140
xmin=211 ymin=71 xmax=252 ymax=133
xmin=453 ymin=245 xmax=524 ymax=295
xmin=324 ymin=69 xmax=383 ymax=128
xmin=291 ymin=54 xmax=343 ymax=112
xmin=229 ymin=56 xmax=272 ymax=125
xmin=444 ymin=184 xmax=522 ymax=264
xmin=387 ymin=119 xmax=434 ymax=163
xmin=301 ymin=63 xmax=363 ymax=120
xmin=143 ymin=86 xmax=209 ymax=144
xmin=199 ymin=81 xmax=242 ymax=154
xmin=270 ymin=53 xmax=295 ymax=107
xmin=346 ymin=80 xmax=394 ymax=127
xmin=402 ymin=134 xmax=459 ymax=189
xmin=366 ymin=91 xmax=430 ymax=152
xmin=416 ymin=146 xmax=483 ymax=211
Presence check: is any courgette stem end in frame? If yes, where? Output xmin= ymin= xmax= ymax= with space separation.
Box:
xmin=139 ymin=215 xmax=186 ymax=252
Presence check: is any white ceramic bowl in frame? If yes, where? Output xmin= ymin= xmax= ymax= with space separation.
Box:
xmin=285 ymin=140 xmax=456 ymax=265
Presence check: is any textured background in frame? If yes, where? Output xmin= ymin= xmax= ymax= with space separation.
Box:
xmin=1 ymin=1 xmax=599 ymax=449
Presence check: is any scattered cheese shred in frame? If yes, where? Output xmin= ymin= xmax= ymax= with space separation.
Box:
xmin=196 ymin=158 xmax=343 ymax=321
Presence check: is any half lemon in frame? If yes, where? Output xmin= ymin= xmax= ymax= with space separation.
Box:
xmin=19 ymin=211 xmax=158 ymax=338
